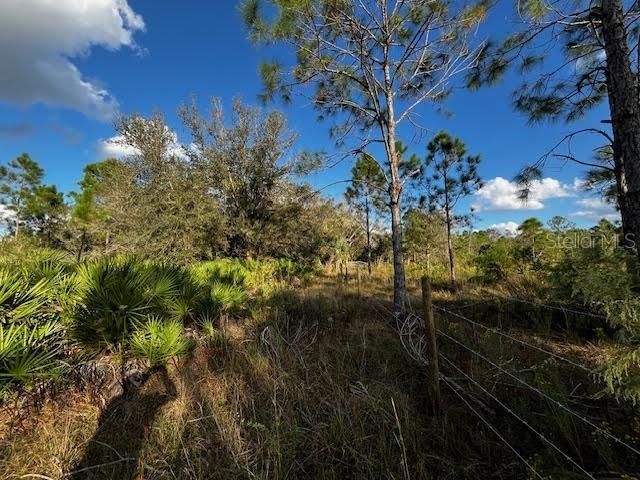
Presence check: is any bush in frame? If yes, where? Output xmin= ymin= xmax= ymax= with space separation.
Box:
xmin=210 ymin=282 xmax=248 ymax=318
xmin=0 ymin=321 xmax=63 ymax=396
xmin=0 ymin=250 xmax=314 ymax=396
xmin=130 ymin=317 xmax=191 ymax=367
xmin=475 ymin=238 xmax=521 ymax=283
xmin=71 ymin=257 xmax=205 ymax=350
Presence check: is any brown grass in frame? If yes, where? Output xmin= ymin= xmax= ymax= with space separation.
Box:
xmin=1 ymin=272 xmax=639 ymax=479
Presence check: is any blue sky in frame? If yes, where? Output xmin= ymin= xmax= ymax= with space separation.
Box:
xmin=0 ymin=1 xmax=617 ymax=234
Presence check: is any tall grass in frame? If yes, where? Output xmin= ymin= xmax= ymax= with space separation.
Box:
xmin=1 ymin=261 xmax=639 ymax=478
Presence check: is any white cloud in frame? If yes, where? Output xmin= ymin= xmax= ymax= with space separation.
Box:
xmin=97 ymin=135 xmax=138 ymax=159
xmin=0 ymin=204 xmax=15 ymax=222
xmin=486 ymin=221 xmax=520 ymax=237
xmin=0 ymin=0 xmax=145 ymax=120
xmin=473 ymin=177 xmax=570 ymax=212
xmin=97 ymin=131 xmax=188 ymax=160
xmin=571 ymin=197 xmax=620 ymax=222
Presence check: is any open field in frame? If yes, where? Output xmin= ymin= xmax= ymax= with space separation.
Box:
xmin=1 ymin=268 xmax=639 ymax=479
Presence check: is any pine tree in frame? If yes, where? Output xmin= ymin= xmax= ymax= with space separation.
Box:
xmin=0 ymin=153 xmax=64 ymax=242
xmin=469 ymin=0 xmax=640 ymax=262
xmin=518 ymin=217 xmax=544 ymax=263
xmin=423 ymin=132 xmax=482 ymax=288
xmin=345 ymin=153 xmax=386 ymax=275
xmin=243 ymin=0 xmax=490 ymax=312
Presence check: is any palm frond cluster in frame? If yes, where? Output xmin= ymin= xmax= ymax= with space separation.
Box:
xmin=0 ymin=248 xmax=313 ymax=397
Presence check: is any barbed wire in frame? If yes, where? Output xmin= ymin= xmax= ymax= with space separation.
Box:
xmin=395 ymin=312 xmax=428 ymax=365
xmin=485 ymin=292 xmax=608 ymax=320
xmin=370 ymin=283 xmax=640 ymax=480
xmin=439 ymin=374 xmax=545 ymax=480
xmin=440 ymin=352 xmax=596 ymax=479
xmin=387 ymin=299 xmax=639 ymax=477
xmin=433 ymin=305 xmax=592 ymax=372
xmin=437 ymin=327 xmax=640 ymax=457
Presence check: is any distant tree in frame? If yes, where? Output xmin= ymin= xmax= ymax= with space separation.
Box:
xmin=591 ymin=218 xmax=620 ymax=252
xmin=0 ymin=153 xmax=44 ymax=238
xmin=547 ymin=216 xmax=576 ymax=235
xmin=90 ymin=113 xmax=226 ymax=263
xmin=23 ymin=184 xmax=66 ymax=245
xmin=403 ymin=208 xmax=447 ymax=274
xmin=423 ymin=132 xmax=482 ymax=288
xmin=518 ymin=217 xmax=545 ymax=262
xmin=244 ymin=0 xmax=490 ymax=312
xmin=345 ymin=153 xmax=386 ymax=275
xmin=0 ymin=153 xmax=65 ymax=244
xmin=476 ymin=237 xmax=521 ymax=282
xmin=68 ymin=161 xmax=117 ymax=260
xmin=179 ymin=97 xmax=317 ymax=258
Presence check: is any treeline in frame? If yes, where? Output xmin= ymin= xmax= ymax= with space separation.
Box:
xmin=241 ymin=0 xmax=640 ymax=315
xmin=0 ymin=99 xmax=367 ymax=265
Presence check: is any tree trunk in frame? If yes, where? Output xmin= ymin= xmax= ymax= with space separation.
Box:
xmin=611 ymin=142 xmax=639 ymax=281
xmin=14 ymin=215 xmax=19 ymax=240
xmin=601 ymin=0 xmax=640 ymax=264
xmin=444 ymin=183 xmax=456 ymax=289
xmin=77 ymin=230 xmax=86 ymax=262
xmin=365 ymin=195 xmax=372 ymax=276
xmin=378 ymin=17 xmax=409 ymax=314
xmin=390 ymin=194 xmax=408 ymax=312
xmin=445 ymin=210 xmax=456 ymax=290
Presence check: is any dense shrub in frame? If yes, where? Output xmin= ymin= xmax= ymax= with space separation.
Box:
xmin=0 ymin=249 xmax=317 ymax=396
xmin=70 ymin=257 xmax=204 ymax=349
xmin=475 ymin=238 xmax=522 ymax=283
xmin=0 ymin=321 xmax=63 ymax=397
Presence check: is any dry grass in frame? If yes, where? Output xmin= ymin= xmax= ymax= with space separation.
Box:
xmin=1 ymin=272 xmax=639 ymax=479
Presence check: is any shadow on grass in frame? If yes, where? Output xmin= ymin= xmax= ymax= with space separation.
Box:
xmin=68 ymin=365 xmax=176 ymax=480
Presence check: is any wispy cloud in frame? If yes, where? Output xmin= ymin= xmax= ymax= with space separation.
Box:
xmin=0 ymin=123 xmax=34 ymax=139
xmin=571 ymin=197 xmax=620 ymax=222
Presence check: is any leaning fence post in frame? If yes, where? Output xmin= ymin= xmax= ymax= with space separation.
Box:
xmin=421 ymin=276 xmax=441 ymax=414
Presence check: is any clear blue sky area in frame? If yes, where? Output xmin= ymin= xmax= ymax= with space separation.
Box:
xmin=0 ymin=1 xmax=616 ymax=232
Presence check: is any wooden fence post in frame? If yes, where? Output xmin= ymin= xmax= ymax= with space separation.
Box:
xmin=421 ymin=276 xmax=441 ymax=414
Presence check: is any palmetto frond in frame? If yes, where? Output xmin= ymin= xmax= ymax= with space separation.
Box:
xmin=0 ymin=321 xmax=63 ymax=395
xmin=130 ymin=317 xmax=191 ymax=367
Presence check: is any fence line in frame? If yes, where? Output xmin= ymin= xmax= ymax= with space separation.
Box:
xmin=380 ymin=290 xmax=640 ymax=477
xmin=436 ymin=327 xmax=640 ymax=457
xmin=485 ymin=292 xmax=608 ymax=319
xmin=379 ymin=283 xmax=640 ymax=477
xmin=433 ymin=305 xmax=592 ymax=372
xmin=439 ymin=374 xmax=545 ymax=480
xmin=440 ymin=352 xmax=596 ymax=479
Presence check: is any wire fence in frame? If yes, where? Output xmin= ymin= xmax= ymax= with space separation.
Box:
xmin=480 ymin=291 xmax=608 ymax=320
xmin=433 ymin=305 xmax=592 ymax=372
xmin=439 ymin=373 xmax=545 ymax=480
xmin=382 ymin=288 xmax=640 ymax=478
xmin=439 ymin=353 xmax=595 ymax=479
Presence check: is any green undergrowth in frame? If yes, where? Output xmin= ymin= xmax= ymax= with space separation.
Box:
xmin=0 ymin=248 xmax=316 ymax=398
xmin=1 ymin=286 xmax=529 ymax=480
